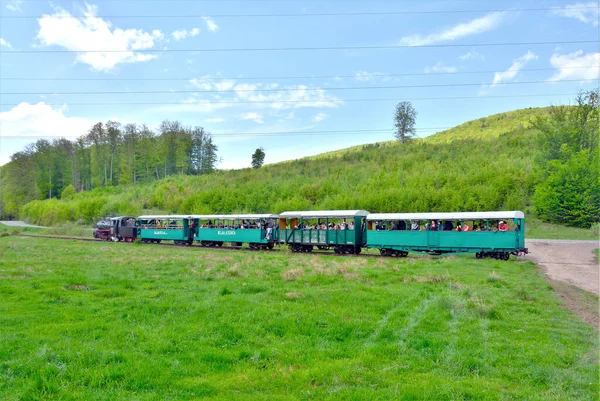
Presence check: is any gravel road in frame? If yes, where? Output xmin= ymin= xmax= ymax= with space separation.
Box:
xmin=0 ymin=221 xmax=46 ymax=228
xmin=525 ymin=239 xmax=599 ymax=295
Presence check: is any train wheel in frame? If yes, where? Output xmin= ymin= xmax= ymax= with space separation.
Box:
xmin=379 ymin=249 xmax=387 ymax=256
xmin=354 ymin=247 xmax=361 ymax=255
xmin=401 ymin=251 xmax=408 ymax=257
xmin=475 ymin=252 xmax=482 ymax=259
xmin=503 ymin=253 xmax=510 ymax=261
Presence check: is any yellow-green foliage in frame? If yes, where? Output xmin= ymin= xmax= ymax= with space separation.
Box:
xmin=22 ymin=108 xmax=548 ymax=225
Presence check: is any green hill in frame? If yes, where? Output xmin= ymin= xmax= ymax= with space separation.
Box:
xmin=20 ymin=107 xmax=548 ymax=226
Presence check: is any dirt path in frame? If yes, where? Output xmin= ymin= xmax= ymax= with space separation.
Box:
xmin=525 ymin=239 xmax=599 ymax=295
xmin=0 ymin=221 xmax=46 ymax=228
xmin=524 ymin=239 xmax=599 ymax=328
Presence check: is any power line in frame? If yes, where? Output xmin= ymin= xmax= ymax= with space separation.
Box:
xmin=1 ymin=40 xmax=596 ymax=54
xmin=0 ymin=93 xmax=580 ymax=107
xmin=0 ymin=127 xmax=451 ymax=140
xmin=1 ymin=79 xmax=595 ymax=96
xmin=4 ymin=6 xmax=596 ymax=19
xmin=2 ymin=66 xmax=596 ymax=82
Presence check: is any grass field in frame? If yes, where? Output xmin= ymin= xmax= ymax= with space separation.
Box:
xmin=525 ymin=218 xmax=598 ymax=241
xmin=0 ymin=237 xmax=598 ymax=400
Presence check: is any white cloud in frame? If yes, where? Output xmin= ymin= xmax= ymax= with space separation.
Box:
xmin=424 ymin=62 xmax=457 ymax=73
xmin=5 ymin=0 xmax=22 ymax=12
xmin=552 ymin=2 xmax=599 ymax=26
xmin=547 ymin=50 xmax=600 ymax=82
xmin=172 ymin=27 xmax=200 ymax=40
xmin=187 ymin=77 xmax=343 ymax=111
xmin=36 ymin=4 xmax=163 ymax=71
xmin=206 ymin=118 xmax=226 ymax=123
xmin=459 ymin=51 xmax=484 ymax=61
xmin=353 ymin=71 xmax=381 ymax=81
xmin=399 ymin=12 xmax=505 ymax=46
xmin=0 ymin=38 xmax=12 ymax=48
xmin=491 ymin=50 xmax=538 ymax=87
xmin=203 ymin=16 xmax=219 ymax=32
xmin=0 ymin=102 xmax=96 ymax=139
xmin=312 ymin=113 xmax=328 ymax=122
xmin=241 ymin=112 xmax=264 ymax=123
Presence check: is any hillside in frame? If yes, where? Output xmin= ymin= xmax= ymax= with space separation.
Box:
xmin=20 ymin=107 xmax=548 ymax=226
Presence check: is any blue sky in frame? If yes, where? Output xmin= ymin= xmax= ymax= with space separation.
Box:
xmin=0 ymin=0 xmax=598 ymax=168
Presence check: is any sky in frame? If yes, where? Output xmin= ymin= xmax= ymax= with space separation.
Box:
xmin=0 ymin=0 xmax=598 ymax=169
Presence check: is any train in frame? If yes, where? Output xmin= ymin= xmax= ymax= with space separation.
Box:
xmin=94 ymin=210 xmax=528 ymax=260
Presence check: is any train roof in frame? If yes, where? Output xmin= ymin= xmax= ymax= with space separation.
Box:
xmin=367 ymin=211 xmax=525 ymax=221
xmin=190 ymin=214 xmax=279 ymax=220
xmin=110 ymin=216 xmax=136 ymax=220
xmin=138 ymin=215 xmax=193 ymax=220
xmin=280 ymin=210 xmax=369 ymax=219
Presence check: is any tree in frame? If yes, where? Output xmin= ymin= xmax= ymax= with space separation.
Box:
xmin=394 ymin=101 xmax=417 ymax=143
xmin=251 ymin=147 xmax=266 ymax=169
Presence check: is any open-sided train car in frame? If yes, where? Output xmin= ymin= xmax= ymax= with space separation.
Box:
xmin=191 ymin=214 xmax=279 ymax=249
xmin=279 ymin=210 xmax=369 ymax=254
xmin=138 ymin=215 xmax=193 ymax=245
xmin=366 ymin=211 xmax=527 ymax=259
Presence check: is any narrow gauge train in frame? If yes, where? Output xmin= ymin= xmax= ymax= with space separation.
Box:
xmin=93 ymin=210 xmax=528 ymax=259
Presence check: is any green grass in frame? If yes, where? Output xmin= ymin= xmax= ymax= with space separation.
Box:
xmin=0 ymin=222 xmax=92 ymax=239
xmin=0 ymin=237 xmax=597 ymax=400
xmin=525 ymin=217 xmax=598 ymax=241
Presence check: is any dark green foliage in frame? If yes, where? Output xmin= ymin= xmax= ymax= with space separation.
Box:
xmin=532 ymin=90 xmax=599 ymax=228
xmin=251 ymin=147 xmax=266 ymax=169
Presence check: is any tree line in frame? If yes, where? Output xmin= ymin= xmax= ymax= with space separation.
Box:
xmin=0 ymin=120 xmax=219 ymax=219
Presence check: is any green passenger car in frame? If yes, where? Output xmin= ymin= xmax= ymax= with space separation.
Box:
xmin=279 ymin=210 xmax=369 ymax=254
xmin=138 ymin=215 xmax=193 ymax=244
xmin=366 ymin=211 xmax=527 ymax=259
xmin=190 ymin=214 xmax=279 ymax=249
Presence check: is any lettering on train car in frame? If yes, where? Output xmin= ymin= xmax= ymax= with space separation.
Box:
xmin=218 ymin=230 xmax=237 ymax=236
xmin=153 ymin=231 xmax=168 ymax=235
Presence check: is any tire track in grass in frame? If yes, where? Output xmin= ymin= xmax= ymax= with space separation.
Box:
xmin=363 ymin=292 xmax=436 ymax=348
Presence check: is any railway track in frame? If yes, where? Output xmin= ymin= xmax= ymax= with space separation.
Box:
xmin=14 ymin=234 xmax=383 ymax=258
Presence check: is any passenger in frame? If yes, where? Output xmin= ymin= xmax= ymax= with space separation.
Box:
xmin=411 ymin=221 xmax=419 ymax=231
xmin=376 ymin=221 xmax=383 ymax=231
xmin=463 ymin=223 xmax=471 ymax=232
xmin=430 ymin=221 xmax=437 ymax=231
xmin=456 ymin=222 xmax=463 ymax=232
xmin=156 ymin=220 xmax=162 ymax=228
xmin=340 ymin=222 xmax=346 ymax=230
xmin=499 ymin=221 xmax=508 ymax=232
xmin=444 ymin=220 xmax=454 ymax=231
xmin=348 ymin=222 xmax=355 ymax=230
xmin=398 ymin=220 xmax=407 ymax=230
xmin=266 ymin=219 xmax=274 ymax=240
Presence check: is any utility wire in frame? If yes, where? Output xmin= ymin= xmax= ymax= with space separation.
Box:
xmin=4 ymin=6 xmax=596 ymax=19
xmin=1 ymin=40 xmax=596 ymax=54
xmin=1 ymin=79 xmax=595 ymax=95
xmin=0 ymin=93 xmax=580 ymax=107
xmin=2 ymin=66 xmax=596 ymax=82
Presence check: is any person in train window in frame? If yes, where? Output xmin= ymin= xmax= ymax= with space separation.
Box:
xmin=456 ymin=222 xmax=463 ymax=232
xmin=348 ymin=221 xmax=355 ymax=230
xmin=444 ymin=220 xmax=454 ymax=231
xmin=340 ymin=221 xmax=346 ymax=230
xmin=375 ymin=221 xmax=383 ymax=231
xmin=499 ymin=221 xmax=508 ymax=231
xmin=411 ymin=221 xmax=419 ymax=231
xmin=399 ymin=220 xmax=407 ymax=230
xmin=463 ymin=222 xmax=471 ymax=232
xmin=429 ymin=221 xmax=438 ymax=231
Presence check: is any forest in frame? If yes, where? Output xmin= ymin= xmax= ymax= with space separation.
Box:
xmin=1 ymin=92 xmax=598 ymax=229
xmin=0 ymin=120 xmax=218 ymax=218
